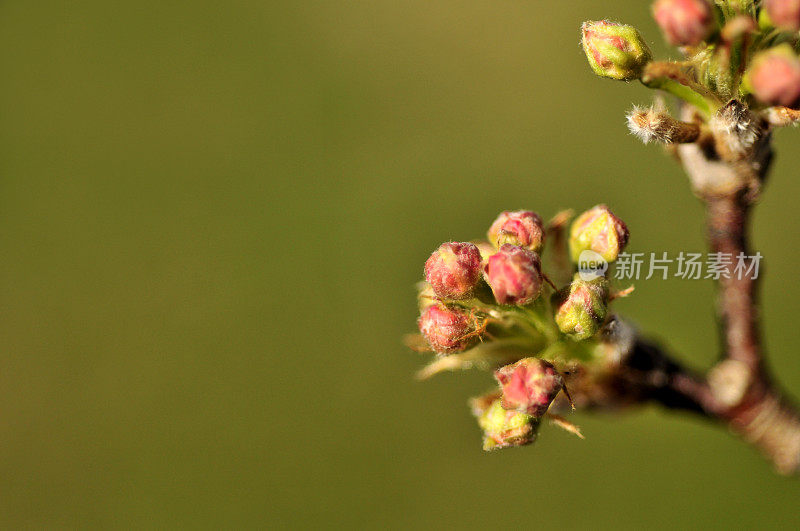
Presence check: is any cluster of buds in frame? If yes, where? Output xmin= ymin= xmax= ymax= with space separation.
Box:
xmin=411 ymin=206 xmax=631 ymax=450
xmin=581 ymin=1 xmax=800 ymax=161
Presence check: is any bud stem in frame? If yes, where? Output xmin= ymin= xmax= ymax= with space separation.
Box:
xmin=641 ymin=62 xmax=722 ymax=115
xmin=541 ymin=271 xmax=557 ymax=291
xmin=545 ymin=210 xmax=574 ymax=285
xmin=521 ymin=305 xmax=558 ymax=343
xmin=415 ymin=337 xmax=543 ymax=380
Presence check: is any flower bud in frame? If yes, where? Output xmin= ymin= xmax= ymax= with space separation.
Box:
xmin=483 ymin=244 xmax=543 ymax=306
xmin=764 ymin=0 xmax=800 ymax=32
xmin=494 ymin=358 xmax=564 ymax=417
xmin=553 ymin=275 xmax=609 ymax=340
xmin=417 ymin=304 xmax=478 ymax=354
xmin=470 ymin=395 xmax=539 ymax=451
xmin=568 ymin=205 xmax=629 ymax=263
xmin=487 ymin=210 xmax=545 ymax=252
xmin=745 ymin=45 xmax=800 ymax=108
xmin=424 ymin=242 xmax=482 ymax=300
xmin=652 ymin=0 xmax=714 ymax=46
xmin=581 ymin=20 xmax=652 ymax=81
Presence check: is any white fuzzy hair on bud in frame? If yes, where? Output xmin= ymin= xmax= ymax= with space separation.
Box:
xmin=626 ymin=105 xmax=700 ymax=145
xmin=708 ymin=100 xmax=764 ymax=160
xmin=626 ymin=105 xmax=664 ymax=144
xmin=764 ymin=106 xmax=800 ymax=128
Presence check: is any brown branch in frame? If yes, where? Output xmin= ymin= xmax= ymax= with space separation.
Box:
xmin=706 ymin=194 xmax=762 ymax=373
xmin=701 ymin=189 xmax=800 ymax=474
xmin=560 ymin=101 xmax=800 ymax=474
xmin=616 ymin=100 xmax=799 ymax=473
xmin=559 ymin=336 xmax=800 ymax=474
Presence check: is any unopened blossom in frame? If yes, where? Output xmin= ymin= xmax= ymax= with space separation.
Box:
xmin=652 ymin=0 xmax=714 ymax=46
xmin=494 ymin=358 xmax=564 ymax=417
xmin=568 ymin=205 xmax=629 ymax=263
xmin=484 ymin=244 xmax=543 ymax=305
xmin=418 ymin=304 xmax=478 ymax=354
xmin=424 ymin=242 xmax=482 ymax=300
xmin=581 ymin=20 xmax=652 ymax=80
xmin=487 ymin=210 xmax=545 ymax=252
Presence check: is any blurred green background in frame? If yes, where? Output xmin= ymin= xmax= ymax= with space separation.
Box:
xmin=1 ymin=0 xmax=799 ymax=528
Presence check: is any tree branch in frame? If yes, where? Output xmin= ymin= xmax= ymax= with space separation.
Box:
xmin=565 ymin=101 xmax=800 ymax=474
xmin=559 ymin=335 xmax=800 ymax=474
xmin=705 ymin=194 xmax=764 ymax=375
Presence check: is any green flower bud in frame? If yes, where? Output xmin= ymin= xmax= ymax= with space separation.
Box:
xmin=581 ymin=20 xmax=652 ymax=81
xmin=553 ymin=275 xmax=609 ymax=340
xmin=470 ymin=394 xmax=539 ymax=451
xmin=568 ymin=204 xmax=629 ymax=263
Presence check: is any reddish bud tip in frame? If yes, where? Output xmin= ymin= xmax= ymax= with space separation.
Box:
xmin=483 ymin=244 xmax=543 ymax=306
xmin=424 ymin=242 xmax=482 ymax=300
xmin=652 ymin=0 xmax=714 ymax=46
xmin=569 ymin=205 xmax=629 ymax=263
xmin=745 ymin=45 xmax=800 ymax=108
xmin=764 ymin=0 xmax=800 ymax=32
xmin=487 ymin=210 xmax=545 ymax=252
xmin=417 ymin=304 xmax=478 ymax=354
xmin=494 ymin=358 xmax=564 ymax=417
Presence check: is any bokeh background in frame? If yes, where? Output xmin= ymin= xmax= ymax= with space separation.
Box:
xmin=1 ymin=0 xmax=799 ymax=528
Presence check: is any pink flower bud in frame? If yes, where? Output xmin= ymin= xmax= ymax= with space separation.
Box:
xmin=745 ymin=45 xmax=800 ymax=108
xmin=487 ymin=210 xmax=545 ymax=252
xmin=764 ymin=0 xmax=800 ymax=32
xmin=652 ymin=0 xmax=715 ymax=46
xmin=581 ymin=20 xmax=652 ymax=81
xmin=417 ymin=304 xmax=478 ymax=354
xmin=483 ymin=244 xmax=543 ymax=306
xmin=424 ymin=242 xmax=482 ymax=300
xmin=494 ymin=358 xmax=564 ymax=417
